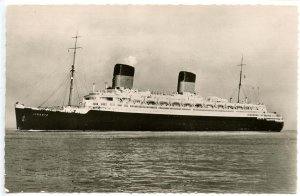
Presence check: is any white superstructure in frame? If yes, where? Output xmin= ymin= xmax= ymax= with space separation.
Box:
xmin=72 ymin=87 xmax=283 ymax=122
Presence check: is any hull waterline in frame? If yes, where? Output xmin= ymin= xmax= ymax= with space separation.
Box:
xmin=15 ymin=107 xmax=283 ymax=132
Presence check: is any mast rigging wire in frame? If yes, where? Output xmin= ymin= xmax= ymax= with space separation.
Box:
xmin=75 ymin=72 xmax=89 ymax=94
xmin=39 ymin=74 xmax=70 ymax=107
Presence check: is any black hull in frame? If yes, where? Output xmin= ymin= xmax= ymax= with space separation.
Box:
xmin=15 ymin=108 xmax=284 ymax=132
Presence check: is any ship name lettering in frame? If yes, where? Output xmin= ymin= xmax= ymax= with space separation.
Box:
xmin=33 ymin=113 xmax=48 ymax=117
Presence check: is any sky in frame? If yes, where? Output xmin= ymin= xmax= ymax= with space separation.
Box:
xmin=4 ymin=5 xmax=298 ymax=129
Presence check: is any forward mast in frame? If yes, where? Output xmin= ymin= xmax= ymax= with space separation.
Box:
xmin=67 ymin=33 xmax=81 ymax=106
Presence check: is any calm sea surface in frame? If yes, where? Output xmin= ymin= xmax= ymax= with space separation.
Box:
xmin=5 ymin=129 xmax=297 ymax=193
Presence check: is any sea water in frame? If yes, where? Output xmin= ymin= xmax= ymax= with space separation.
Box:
xmin=5 ymin=129 xmax=296 ymax=193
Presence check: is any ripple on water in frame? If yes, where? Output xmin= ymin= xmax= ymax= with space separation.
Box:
xmin=5 ymin=129 xmax=297 ymax=193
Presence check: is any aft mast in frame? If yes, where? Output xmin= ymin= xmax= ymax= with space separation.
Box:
xmin=237 ymin=56 xmax=246 ymax=103
xmin=67 ymin=33 xmax=81 ymax=106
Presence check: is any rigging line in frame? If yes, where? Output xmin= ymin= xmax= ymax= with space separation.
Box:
xmin=75 ymin=72 xmax=89 ymax=93
xmin=73 ymin=79 xmax=77 ymax=105
xmin=254 ymin=87 xmax=259 ymax=103
xmin=248 ymin=86 xmax=255 ymax=100
xmin=39 ymin=74 xmax=70 ymax=107
xmin=74 ymin=74 xmax=79 ymax=100
xmin=245 ymin=86 xmax=251 ymax=99
xmin=63 ymin=80 xmax=70 ymax=106
xmin=242 ymin=87 xmax=247 ymax=100
xmin=54 ymin=73 xmax=70 ymax=106
xmin=75 ymin=73 xmax=89 ymax=97
xmin=53 ymin=79 xmax=64 ymax=106
xmin=72 ymin=78 xmax=77 ymax=106
xmin=23 ymin=72 xmax=67 ymax=102
xmin=39 ymin=77 xmax=68 ymax=107
xmin=24 ymin=67 xmax=67 ymax=94
xmin=61 ymin=78 xmax=70 ymax=106
xmin=76 ymin=76 xmax=83 ymax=102
xmin=61 ymin=75 xmax=72 ymax=105
xmin=79 ymin=66 xmax=90 ymax=92
xmin=74 ymin=78 xmax=81 ymax=105
xmin=245 ymin=85 xmax=251 ymax=99
xmin=73 ymin=73 xmax=82 ymax=95
xmin=229 ymin=87 xmax=238 ymax=100
xmin=250 ymin=86 xmax=257 ymax=98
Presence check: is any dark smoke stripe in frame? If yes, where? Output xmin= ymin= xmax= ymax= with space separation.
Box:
xmin=113 ymin=64 xmax=135 ymax=76
xmin=178 ymin=71 xmax=196 ymax=82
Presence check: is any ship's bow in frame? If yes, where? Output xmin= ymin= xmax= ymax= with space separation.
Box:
xmin=15 ymin=103 xmax=26 ymax=130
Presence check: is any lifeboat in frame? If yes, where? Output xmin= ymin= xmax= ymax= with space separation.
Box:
xmin=235 ymin=103 xmax=244 ymax=110
xmin=158 ymin=98 xmax=169 ymax=106
xmin=226 ymin=103 xmax=235 ymax=109
xmin=145 ymin=97 xmax=157 ymax=105
xmin=205 ymin=102 xmax=214 ymax=108
xmin=170 ymin=99 xmax=181 ymax=106
xmin=131 ymin=96 xmax=143 ymax=104
xmin=194 ymin=103 xmax=204 ymax=108
xmin=216 ymin=103 xmax=225 ymax=109
xmin=182 ymin=100 xmax=193 ymax=107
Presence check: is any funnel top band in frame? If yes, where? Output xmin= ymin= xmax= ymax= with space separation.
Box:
xmin=114 ymin=64 xmax=135 ymax=76
xmin=178 ymin=71 xmax=196 ymax=82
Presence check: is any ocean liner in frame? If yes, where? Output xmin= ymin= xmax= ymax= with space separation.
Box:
xmin=15 ymin=36 xmax=284 ymax=131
